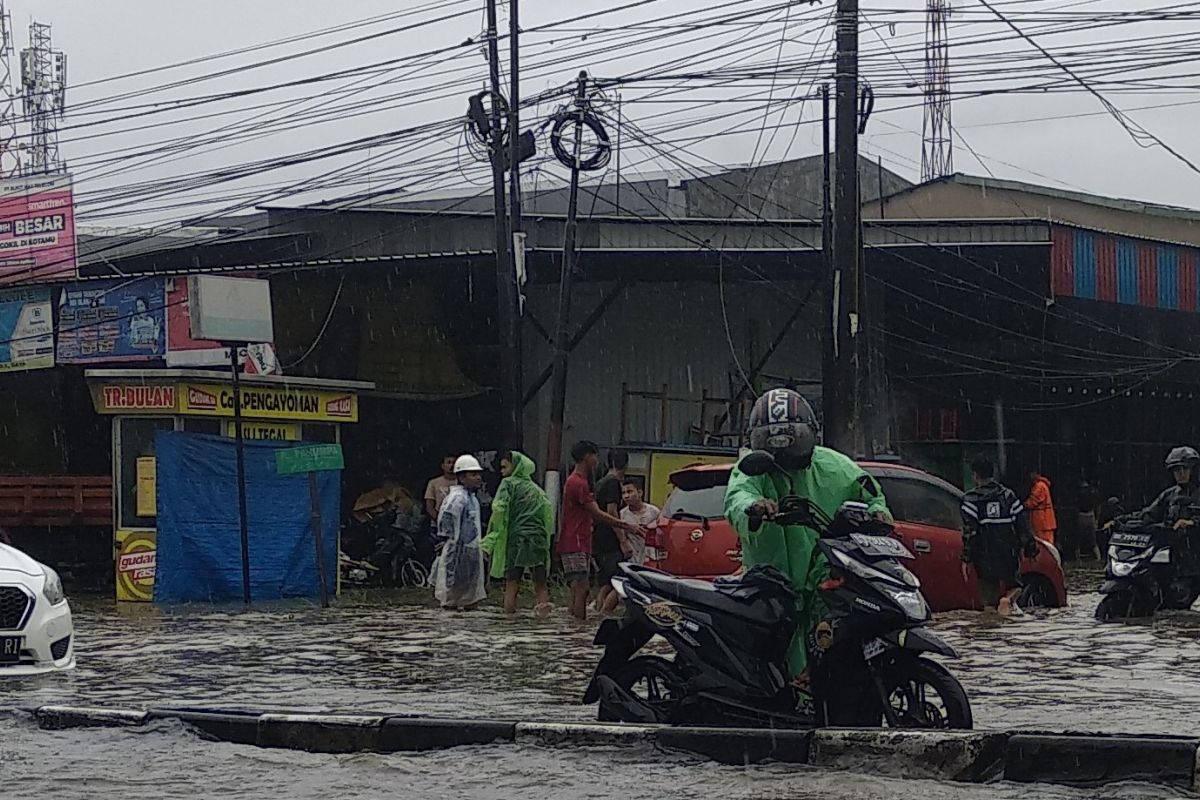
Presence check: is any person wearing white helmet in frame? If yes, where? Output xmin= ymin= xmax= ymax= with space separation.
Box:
xmin=431 ymin=454 xmax=488 ymax=609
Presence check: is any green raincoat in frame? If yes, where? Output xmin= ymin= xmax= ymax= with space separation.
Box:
xmin=724 ymin=446 xmax=890 ymax=675
xmin=481 ymin=451 xmax=553 ymax=579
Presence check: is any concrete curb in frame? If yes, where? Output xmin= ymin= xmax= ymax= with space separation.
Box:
xmin=28 ymin=705 xmax=1200 ymax=789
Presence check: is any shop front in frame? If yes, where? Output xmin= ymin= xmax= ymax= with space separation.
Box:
xmin=85 ymin=369 xmax=372 ymax=601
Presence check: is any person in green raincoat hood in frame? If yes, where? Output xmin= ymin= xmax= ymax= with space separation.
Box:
xmin=481 ymin=450 xmax=554 ymax=615
xmin=725 ymin=389 xmax=890 ymax=681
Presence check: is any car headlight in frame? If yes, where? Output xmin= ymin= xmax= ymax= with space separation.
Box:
xmin=889 ymin=588 xmax=929 ymax=621
xmin=42 ymin=566 xmax=65 ymax=605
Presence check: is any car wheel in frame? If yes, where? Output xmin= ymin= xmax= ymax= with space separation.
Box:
xmin=1019 ymin=574 xmax=1058 ymax=609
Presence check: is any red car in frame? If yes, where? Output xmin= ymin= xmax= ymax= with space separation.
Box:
xmin=643 ymin=461 xmax=1066 ymax=611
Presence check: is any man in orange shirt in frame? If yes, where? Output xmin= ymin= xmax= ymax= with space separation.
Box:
xmin=1026 ymin=471 xmax=1058 ymax=546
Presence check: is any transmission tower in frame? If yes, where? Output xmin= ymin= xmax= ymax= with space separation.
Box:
xmin=19 ymin=22 xmax=67 ymax=175
xmin=0 ymin=3 xmax=18 ymax=177
xmin=921 ymin=0 xmax=953 ymax=182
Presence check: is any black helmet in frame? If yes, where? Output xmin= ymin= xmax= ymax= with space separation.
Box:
xmin=747 ymin=388 xmax=819 ymax=469
xmin=1165 ymin=446 xmax=1200 ymax=470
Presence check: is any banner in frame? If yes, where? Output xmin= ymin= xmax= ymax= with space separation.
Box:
xmin=57 ymin=277 xmax=167 ymax=364
xmin=0 ymin=174 xmax=77 ymax=285
xmin=180 ymin=382 xmax=357 ymax=422
xmin=0 ymin=286 xmax=54 ymax=372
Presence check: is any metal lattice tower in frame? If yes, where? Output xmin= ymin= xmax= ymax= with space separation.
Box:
xmin=19 ymin=22 xmax=67 ymax=175
xmin=921 ymin=0 xmax=953 ymax=182
xmin=0 ymin=3 xmax=19 ymax=177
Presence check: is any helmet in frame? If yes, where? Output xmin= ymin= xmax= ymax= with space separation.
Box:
xmin=453 ymin=454 xmax=483 ymax=474
xmin=1165 ymin=446 xmax=1199 ymax=470
xmin=747 ymin=388 xmax=819 ymax=470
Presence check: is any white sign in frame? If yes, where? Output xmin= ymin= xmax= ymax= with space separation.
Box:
xmin=188 ymin=275 xmax=273 ymax=344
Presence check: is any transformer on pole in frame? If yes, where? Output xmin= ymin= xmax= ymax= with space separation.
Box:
xmin=20 ymin=21 xmax=67 ymax=175
xmin=921 ymin=0 xmax=953 ymax=182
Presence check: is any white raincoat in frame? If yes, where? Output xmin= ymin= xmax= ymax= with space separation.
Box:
xmin=432 ymin=484 xmax=487 ymax=608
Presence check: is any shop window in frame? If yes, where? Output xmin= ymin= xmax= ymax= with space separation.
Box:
xmin=117 ymin=417 xmax=175 ymax=530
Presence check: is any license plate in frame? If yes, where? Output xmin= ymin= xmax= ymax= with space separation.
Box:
xmin=850 ymin=534 xmax=913 ymax=559
xmin=0 ymin=636 xmax=22 ymax=663
xmin=1111 ymin=532 xmax=1151 ymax=548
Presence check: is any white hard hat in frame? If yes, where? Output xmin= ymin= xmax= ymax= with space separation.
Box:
xmin=453 ymin=454 xmax=483 ymax=474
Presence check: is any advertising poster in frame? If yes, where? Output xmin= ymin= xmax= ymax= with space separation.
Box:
xmin=56 ymin=277 xmax=167 ymax=364
xmin=0 ymin=173 xmax=77 ymax=285
xmin=0 ymin=285 xmax=54 ymax=372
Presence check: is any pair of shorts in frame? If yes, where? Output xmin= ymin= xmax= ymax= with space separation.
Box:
xmin=594 ymin=551 xmax=622 ymax=585
xmin=560 ymin=551 xmax=591 ymax=583
xmin=505 ymin=565 xmax=548 ymax=582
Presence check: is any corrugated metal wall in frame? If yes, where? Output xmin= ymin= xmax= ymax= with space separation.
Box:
xmin=1053 ymin=225 xmax=1199 ymax=312
xmin=521 ymin=279 xmax=822 ymax=471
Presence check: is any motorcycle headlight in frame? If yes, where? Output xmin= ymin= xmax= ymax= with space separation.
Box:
xmin=1111 ymin=561 xmax=1136 ymax=577
xmin=42 ymin=566 xmax=65 ymax=605
xmin=890 ymin=588 xmax=929 ymax=621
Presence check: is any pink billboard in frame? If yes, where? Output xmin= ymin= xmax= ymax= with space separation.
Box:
xmin=0 ymin=173 xmax=76 ymax=286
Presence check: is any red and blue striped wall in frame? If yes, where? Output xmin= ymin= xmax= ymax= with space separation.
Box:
xmin=1051 ymin=226 xmax=1198 ymax=312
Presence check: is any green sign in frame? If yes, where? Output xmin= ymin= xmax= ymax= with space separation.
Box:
xmin=276 ymin=444 xmax=344 ymax=475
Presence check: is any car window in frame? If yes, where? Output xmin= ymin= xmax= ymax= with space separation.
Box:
xmin=663 ymin=485 xmax=728 ymax=520
xmin=877 ymin=476 xmax=962 ymax=531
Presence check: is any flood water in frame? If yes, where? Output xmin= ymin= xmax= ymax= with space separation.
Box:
xmin=3 ymin=566 xmax=1200 ymax=799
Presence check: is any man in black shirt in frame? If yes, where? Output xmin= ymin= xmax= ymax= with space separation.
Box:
xmin=961 ymin=456 xmax=1039 ymax=615
xmin=593 ymin=450 xmax=632 ymax=614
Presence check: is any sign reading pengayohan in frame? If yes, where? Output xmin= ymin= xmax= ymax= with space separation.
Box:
xmin=0 ymin=173 xmax=77 ymax=285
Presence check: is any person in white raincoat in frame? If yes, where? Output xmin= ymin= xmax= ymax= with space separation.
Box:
xmin=432 ymin=455 xmax=488 ymax=609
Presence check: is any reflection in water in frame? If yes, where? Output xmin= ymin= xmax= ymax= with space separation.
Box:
xmin=4 ymin=570 xmax=1200 ymax=798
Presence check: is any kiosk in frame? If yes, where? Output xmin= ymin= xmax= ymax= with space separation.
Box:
xmin=84 ymin=368 xmax=373 ymax=601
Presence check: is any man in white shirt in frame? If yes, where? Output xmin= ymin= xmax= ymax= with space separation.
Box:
xmin=619 ymin=479 xmax=660 ymax=566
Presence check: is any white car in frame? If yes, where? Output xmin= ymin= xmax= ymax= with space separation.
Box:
xmin=0 ymin=543 xmax=74 ymax=674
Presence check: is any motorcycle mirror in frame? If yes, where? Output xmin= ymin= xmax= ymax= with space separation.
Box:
xmin=739 ymin=450 xmax=777 ymax=477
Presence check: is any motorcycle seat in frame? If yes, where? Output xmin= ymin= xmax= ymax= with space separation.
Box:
xmin=620 ymin=564 xmax=789 ymax=623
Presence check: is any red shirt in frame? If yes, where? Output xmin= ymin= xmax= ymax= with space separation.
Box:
xmin=557 ymin=471 xmax=595 ymax=554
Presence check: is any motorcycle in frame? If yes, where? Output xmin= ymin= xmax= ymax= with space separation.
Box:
xmin=1096 ymin=519 xmax=1200 ymax=620
xmin=339 ymin=501 xmax=433 ymax=588
xmin=583 ymin=449 xmax=972 ymax=729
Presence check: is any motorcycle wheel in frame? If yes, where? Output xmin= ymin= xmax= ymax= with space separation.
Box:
xmin=599 ymin=656 xmax=685 ymax=723
xmin=1095 ymin=590 xmax=1156 ymax=621
xmin=879 ymin=656 xmax=972 ymax=730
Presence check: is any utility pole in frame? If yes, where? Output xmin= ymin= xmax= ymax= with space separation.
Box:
xmin=485 ymin=0 xmax=518 ymax=447
xmin=506 ymin=0 xmax=524 ymax=447
xmin=820 ymin=84 xmax=835 ymax=437
xmin=545 ymin=72 xmax=589 ymax=486
xmin=828 ymin=0 xmax=862 ymax=454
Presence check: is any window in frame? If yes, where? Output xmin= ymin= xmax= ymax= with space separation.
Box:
xmin=876 ymin=476 xmax=962 ymax=531
xmin=663 ymin=485 xmax=728 ymax=520
xmin=117 ymin=417 xmax=175 ymax=530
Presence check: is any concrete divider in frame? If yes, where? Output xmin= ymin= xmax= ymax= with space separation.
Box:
xmin=810 ymin=729 xmax=1007 ymax=782
xmin=1004 ymin=733 xmax=1200 ymax=788
xmin=27 ymin=705 xmax=1200 ymax=790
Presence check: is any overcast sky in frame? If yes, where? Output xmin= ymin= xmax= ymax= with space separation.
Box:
xmin=9 ymin=0 xmax=1200 ymax=227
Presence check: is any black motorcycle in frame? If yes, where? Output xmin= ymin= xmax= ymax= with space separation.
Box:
xmin=583 ymin=450 xmax=972 ymax=729
xmin=339 ymin=503 xmax=433 ymax=588
xmin=1096 ymin=520 xmax=1200 ymax=620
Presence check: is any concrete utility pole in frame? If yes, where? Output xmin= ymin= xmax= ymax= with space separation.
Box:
xmin=827 ymin=0 xmax=862 ymax=454
xmin=485 ymin=0 xmax=520 ymax=447
xmin=506 ymin=0 xmax=525 ymax=447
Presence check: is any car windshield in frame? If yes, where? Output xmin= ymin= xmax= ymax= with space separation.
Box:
xmin=663 ymin=484 xmax=728 ymax=520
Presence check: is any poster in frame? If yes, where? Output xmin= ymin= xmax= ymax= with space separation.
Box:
xmin=0 ymin=173 xmax=77 ymax=285
xmin=135 ymin=457 xmax=157 ymax=518
xmin=56 ymin=277 xmax=167 ymax=364
xmin=0 ymin=285 xmax=54 ymax=372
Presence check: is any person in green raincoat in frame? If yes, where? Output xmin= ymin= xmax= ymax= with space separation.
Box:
xmin=481 ymin=450 xmax=554 ymax=615
xmin=725 ymin=389 xmax=890 ymax=682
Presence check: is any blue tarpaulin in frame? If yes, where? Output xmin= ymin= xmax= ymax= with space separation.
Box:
xmin=154 ymin=431 xmax=339 ymax=604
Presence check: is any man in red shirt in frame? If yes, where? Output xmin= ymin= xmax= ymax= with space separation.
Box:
xmin=559 ymin=440 xmax=638 ymax=620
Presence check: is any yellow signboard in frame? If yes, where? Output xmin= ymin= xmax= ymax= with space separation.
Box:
xmin=648 ymin=452 xmax=737 ymax=508
xmin=180 ymin=383 xmax=358 ymax=423
xmin=224 ymin=421 xmax=301 ymax=441
xmin=115 ymin=529 xmax=156 ymax=602
xmin=135 ymin=457 xmax=157 ymax=517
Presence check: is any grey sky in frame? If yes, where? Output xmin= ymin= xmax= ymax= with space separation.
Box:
xmin=10 ymin=0 xmax=1200 ymax=227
